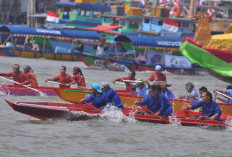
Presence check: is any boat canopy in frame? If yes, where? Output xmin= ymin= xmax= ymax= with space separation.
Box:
xmin=0 ymin=26 xmax=100 ymax=40
xmin=56 ymin=1 xmax=111 ymax=12
xmin=114 ymin=35 xmax=184 ymax=49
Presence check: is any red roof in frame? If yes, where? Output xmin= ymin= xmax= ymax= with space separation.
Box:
xmin=85 ymin=25 xmax=123 ymax=31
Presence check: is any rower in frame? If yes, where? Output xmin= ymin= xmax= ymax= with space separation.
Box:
xmin=158 ymin=82 xmax=175 ymax=99
xmin=131 ymin=78 xmax=149 ymax=97
xmin=101 ymin=82 xmax=124 ymax=109
xmin=178 ymin=82 xmax=200 ymax=101
xmin=45 ymin=65 xmax=74 ymax=88
xmin=146 ymin=65 xmax=167 ymax=83
xmin=214 ymin=85 xmax=232 ymax=104
xmin=113 ymin=70 xmax=136 ymax=92
xmin=0 ymin=64 xmax=27 ymax=85
xmin=72 ymin=66 xmax=86 ymax=88
xmin=182 ymin=91 xmax=222 ymax=120
xmin=81 ymin=83 xmax=107 ymax=110
xmin=135 ymin=85 xmax=173 ymax=117
xmin=199 ymin=86 xmax=207 ymax=99
xmin=22 ymin=65 xmax=38 ymax=87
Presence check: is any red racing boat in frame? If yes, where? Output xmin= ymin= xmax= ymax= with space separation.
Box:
xmin=5 ymin=100 xmax=232 ymax=127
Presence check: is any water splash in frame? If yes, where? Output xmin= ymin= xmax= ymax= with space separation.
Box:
xmin=168 ymin=115 xmax=181 ymax=125
xmin=224 ymin=116 xmax=232 ymax=128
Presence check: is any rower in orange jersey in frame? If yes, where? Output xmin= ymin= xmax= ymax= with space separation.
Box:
xmin=72 ymin=66 xmax=86 ymax=88
xmin=45 ymin=65 xmax=74 ymax=88
xmin=113 ymin=70 xmax=136 ymax=92
xmin=22 ymin=65 xmax=38 ymax=87
xmin=146 ymin=65 xmax=167 ymax=83
xmin=0 ymin=64 xmax=27 ymax=85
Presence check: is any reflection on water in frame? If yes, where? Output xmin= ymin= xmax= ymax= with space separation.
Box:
xmin=0 ymin=56 xmax=232 ymax=157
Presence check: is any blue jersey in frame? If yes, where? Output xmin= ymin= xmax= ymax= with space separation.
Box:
xmin=132 ymin=83 xmax=149 ymax=96
xmin=164 ymin=88 xmax=175 ymax=99
xmin=191 ymin=100 xmax=222 ymax=120
xmin=104 ymin=88 xmax=124 ymax=109
xmin=139 ymin=93 xmax=172 ymax=116
xmin=84 ymin=93 xmax=107 ymax=110
xmin=226 ymin=89 xmax=232 ymax=104
xmin=188 ymin=89 xmax=200 ymax=101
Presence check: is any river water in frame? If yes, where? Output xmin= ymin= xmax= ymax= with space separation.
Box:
xmin=0 ymin=56 xmax=231 ymax=157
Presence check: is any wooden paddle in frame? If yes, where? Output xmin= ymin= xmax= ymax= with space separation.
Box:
xmin=0 ymin=76 xmax=45 ymax=96
xmin=215 ymin=91 xmax=232 ymax=100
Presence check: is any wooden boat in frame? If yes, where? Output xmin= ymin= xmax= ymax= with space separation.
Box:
xmin=0 ymin=85 xmax=57 ymax=96
xmin=54 ymin=88 xmax=232 ymax=114
xmin=6 ymin=99 xmax=231 ymax=127
xmin=6 ymin=100 xmax=101 ymax=120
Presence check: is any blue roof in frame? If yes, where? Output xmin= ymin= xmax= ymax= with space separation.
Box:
xmin=0 ymin=26 xmax=100 ymax=40
xmin=56 ymin=1 xmax=111 ymax=12
xmin=114 ymin=35 xmax=184 ymax=48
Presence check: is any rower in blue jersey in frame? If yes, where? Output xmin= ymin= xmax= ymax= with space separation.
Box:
xmin=182 ymin=91 xmax=222 ymax=120
xmin=158 ymin=83 xmax=175 ymax=99
xmin=101 ymin=83 xmax=124 ymax=109
xmin=82 ymin=83 xmax=107 ymax=110
xmin=214 ymin=85 xmax=232 ymax=104
xmin=132 ymin=78 xmax=149 ymax=97
xmin=135 ymin=85 xmax=172 ymax=117
xmin=178 ymin=82 xmax=200 ymax=101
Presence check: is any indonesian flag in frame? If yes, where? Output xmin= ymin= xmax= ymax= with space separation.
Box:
xmin=163 ymin=19 xmax=179 ymax=32
xmin=46 ymin=11 xmax=59 ymax=23
xmin=173 ymin=0 xmax=180 ymax=5
xmin=207 ymin=7 xmax=213 ymax=16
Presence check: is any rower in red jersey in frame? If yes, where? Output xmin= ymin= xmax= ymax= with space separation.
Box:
xmin=45 ymin=65 xmax=74 ymax=88
xmin=22 ymin=65 xmax=38 ymax=87
xmin=113 ymin=70 xmax=136 ymax=92
xmin=72 ymin=66 xmax=86 ymax=88
xmin=0 ymin=64 xmax=27 ymax=85
xmin=146 ymin=65 xmax=166 ymax=83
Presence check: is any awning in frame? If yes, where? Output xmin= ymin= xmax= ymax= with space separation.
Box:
xmin=114 ymin=35 xmax=184 ymax=49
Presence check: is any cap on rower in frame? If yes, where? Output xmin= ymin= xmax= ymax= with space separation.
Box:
xmin=102 ymin=82 xmax=110 ymax=88
xmin=155 ymin=65 xmax=162 ymax=71
xmin=92 ymin=83 xmax=102 ymax=93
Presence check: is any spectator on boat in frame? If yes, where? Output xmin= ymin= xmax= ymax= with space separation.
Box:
xmin=72 ymin=66 xmax=86 ymax=88
xmin=146 ymin=65 xmax=167 ymax=83
xmin=101 ymin=82 xmax=124 ymax=109
xmin=132 ymin=78 xmax=149 ymax=97
xmin=31 ymin=40 xmax=40 ymax=52
xmin=158 ymin=82 xmax=175 ymax=99
xmin=135 ymin=85 xmax=173 ymax=117
xmin=0 ymin=64 xmax=27 ymax=85
xmin=113 ymin=70 xmax=136 ymax=92
xmin=182 ymin=91 xmax=222 ymax=120
xmin=24 ymin=39 xmax=33 ymax=50
xmin=22 ymin=65 xmax=38 ymax=87
xmin=94 ymin=41 xmax=107 ymax=56
xmin=214 ymin=85 xmax=232 ymax=104
xmin=81 ymin=83 xmax=107 ymax=110
xmin=199 ymin=86 xmax=208 ymax=99
xmin=72 ymin=40 xmax=84 ymax=53
xmin=136 ymin=52 xmax=147 ymax=64
xmin=178 ymin=82 xmax=200 ymax=101
xmin=45 ymin=65 xmax=74 ymax=88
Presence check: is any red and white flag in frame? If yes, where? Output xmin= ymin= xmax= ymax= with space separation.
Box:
xmin=207 ymin=7 xmax=213 ymax=16
xmin=46 ymin=11 xmax=59 ymax=23
xmin=162 ymin=19 xmax=179 ymax=32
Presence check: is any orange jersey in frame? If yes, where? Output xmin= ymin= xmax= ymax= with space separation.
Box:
xmin=147 ymin=72 xmax=166 ymax=82
xmin=0 ymin=71 xmax=27 ymax=84
xmin=51 ymin=74 xmax=73 ymax=88
xmin=73 ymin=74 xmax=86 ymax=87
xmin=23 ymin=72 xmax=38 ymax=87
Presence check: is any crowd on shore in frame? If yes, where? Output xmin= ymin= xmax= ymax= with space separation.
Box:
xmin=1 ymin=64 xmax=231 ymax=121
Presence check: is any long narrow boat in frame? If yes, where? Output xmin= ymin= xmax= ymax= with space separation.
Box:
xmin=54 ymin=88 xmax=232 ymax=114
xmin=5 ymin=100 xmax=230 ymax=127
xmin=6 ymin=100 xmax=101 ymax=120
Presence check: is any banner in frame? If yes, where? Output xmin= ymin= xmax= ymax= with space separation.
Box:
xmin=165 ymin=54 xmax=191 ymax=68
xmin=146 ymin=50 xmax=164 ymax=66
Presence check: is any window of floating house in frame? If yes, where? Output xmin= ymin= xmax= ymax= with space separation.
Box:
xmin=93 ymin=11 xmax=101 ymax=18
xmin=144 ymin=18 xmax=150 ymax=24
xmin=79 ymin=9 xmax=91 ymax=17
xmin=129 ymin=21 xmax=139 ymax=29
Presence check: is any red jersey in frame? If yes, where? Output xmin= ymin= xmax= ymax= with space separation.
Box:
xmin=116 ymin=76 xmax=136 ymax=92
xmin=23 ymin=72 xmax=38 ymax=87
xmin=147 ymin=72 xmax=166 ymax=82
xmin=0 ymin=71 xmax=27 ymax=85
xmin=73 ymin=74 xmax=86 ymax=87
xmin=51 ymin=73 xmax=73 ymax=88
